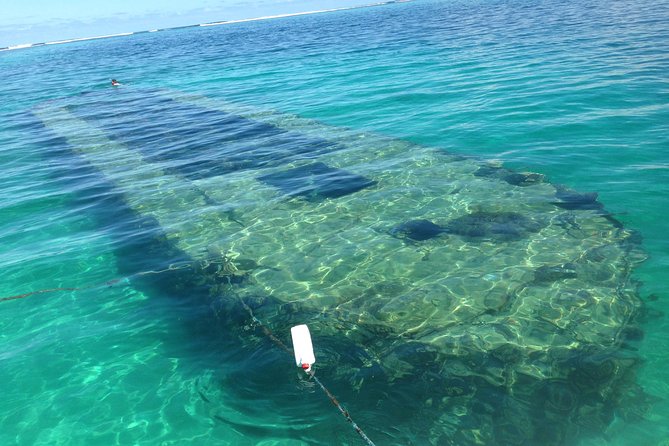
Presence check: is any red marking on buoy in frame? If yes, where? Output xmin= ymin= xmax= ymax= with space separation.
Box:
xmin=302 ymin=363 xmax=310 ymax=370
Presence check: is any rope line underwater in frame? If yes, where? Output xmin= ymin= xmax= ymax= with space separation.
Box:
xmin=239 ymin=297 xmax=377 ymax=446
xmin=0 ymin=282 xmax=122 ymax=303
xmin=308 ymin=371 xmax=377 ymax=446
xmin=0 ymin=262 xmax=195 ymax=303
xmin=3 ymin=264 xmax=377 ymax=446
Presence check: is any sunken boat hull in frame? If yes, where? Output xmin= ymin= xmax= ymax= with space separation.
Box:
xmin=34 ymin=89 xmax=646 ymax=445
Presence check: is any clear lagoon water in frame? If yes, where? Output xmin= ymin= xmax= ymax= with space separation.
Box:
xmin=1 ymin=0 xmax=668 ymax=444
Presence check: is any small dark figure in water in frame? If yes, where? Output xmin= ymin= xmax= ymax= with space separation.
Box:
xmin=111 ymin=79 xmax=120 ymax=86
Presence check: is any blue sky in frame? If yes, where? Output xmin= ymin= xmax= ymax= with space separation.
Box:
xmin=0 ymin=0 xmax=371 ymax=47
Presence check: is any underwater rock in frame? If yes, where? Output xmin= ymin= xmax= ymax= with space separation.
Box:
xmin=533 ymin=263 xmax=578 ymax=283
xmin=560 ymin=347 xmax=639 ymax=399
xmin=193 ymin=251 xmax=264 ymax=287
xmin=389 ymin=219 xmax=445 ymax=241
xmin=474 ymin=165 xmax=504 ymax=179
xmin=620 ymin=325 xmax=644 ymax=342
xmin=475 ymin=165 xmax=545 ymax=187
xmin=443 ymin=211 xmax=544 ymax=241
xmin=552 ymin=184 xmax=603 ymax=211
xmin=540 ymin=379 xmax=580 ymax=414
xmin=490 ymin=343 xmax=524 ymax=364
xmin=492 ymin=394 xmax=536 ymax=445
xmin=442 ymin=376 xmax=477 ymax=397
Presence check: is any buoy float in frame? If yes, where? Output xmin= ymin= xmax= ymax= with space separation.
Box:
xmin=290 ymin=324 xmax=316 ymax=372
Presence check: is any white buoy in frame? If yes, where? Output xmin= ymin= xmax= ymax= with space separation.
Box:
xmin=290 ymin=324 xmax=316 ymax=371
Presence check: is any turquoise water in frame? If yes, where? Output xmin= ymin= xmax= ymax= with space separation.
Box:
xmin=1 ymin=0 xmax=668 ymax=444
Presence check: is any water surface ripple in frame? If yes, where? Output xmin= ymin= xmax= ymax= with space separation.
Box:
xmin=1 ymin=0 xmax=668 ymax=445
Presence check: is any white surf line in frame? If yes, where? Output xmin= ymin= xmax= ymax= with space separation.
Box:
xmin=200 ymin=1 xmax=413 ymax=27
xmin=2 ymin=1 xmax=412 ymax=51
xmin=2 ymin=32 xmax=135 ymax=51
xmin=45 ymin=32 xmax=134 ymax=46
xmin=5 ymin=43 xmax=33 ymax=50
xmin=32 ymin=103 xmax=231 ymax=261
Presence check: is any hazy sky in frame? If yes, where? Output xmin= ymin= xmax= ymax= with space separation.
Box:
xmin=0 ymin=0 xmax=371 ymax=47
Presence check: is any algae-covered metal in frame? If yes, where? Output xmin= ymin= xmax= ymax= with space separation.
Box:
xmin=34 ymin=89 xmax=647 ymax=445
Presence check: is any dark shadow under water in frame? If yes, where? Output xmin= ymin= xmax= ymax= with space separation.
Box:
xmin=27 ymin=93 xmax=654 ymax=445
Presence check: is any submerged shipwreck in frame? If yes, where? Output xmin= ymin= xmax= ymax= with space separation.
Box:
xmin=35 ymin=89 xmax=647 ymax=445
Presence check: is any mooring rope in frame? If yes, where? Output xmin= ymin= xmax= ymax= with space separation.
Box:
xmin=0 ymin=282 xmax=119 ymax=303
xmin=239 ymin=298 xmax=377 ymax=446
xmin=307 ymin=370 xmax=377 ymax=446
xmin=0 ymin=262 xmax=194 ymax=303
xmin=2 ymin=267 xmax=377 ymax=446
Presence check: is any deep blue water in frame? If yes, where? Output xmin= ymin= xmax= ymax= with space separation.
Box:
xmin=1 ymin=0 xmax=668 ymax=444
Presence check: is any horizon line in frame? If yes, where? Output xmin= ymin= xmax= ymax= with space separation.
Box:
xmin=1 ymin=0 xmax=411 ymax=52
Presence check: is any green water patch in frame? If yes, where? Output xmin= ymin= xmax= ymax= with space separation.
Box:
xmin=32 ymin=89 xmax=650 ymax=445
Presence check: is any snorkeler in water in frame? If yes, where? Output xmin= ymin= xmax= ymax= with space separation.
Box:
xmin=111 ymin=79 xmax=120 ymax=86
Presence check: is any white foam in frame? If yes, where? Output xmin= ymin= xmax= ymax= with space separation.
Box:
xmin=200 ymin=1 xmax=411 ymax=27
xmin=45 ymin=32 xmax=134 ymax=46
xmin=7 ymin=43 xmax=33 ymax=50
xmin=201 ymin=8 xmax=348 ymax=27
xmin=3 ymin=1 xmax=411 ymax=50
